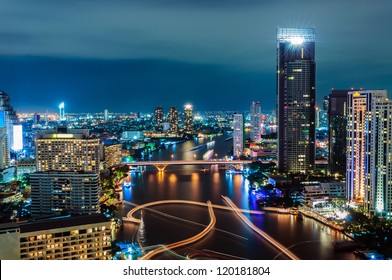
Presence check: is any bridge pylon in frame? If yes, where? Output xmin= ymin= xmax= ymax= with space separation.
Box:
xmin=155 ymin=165 xmax=168 ymax=172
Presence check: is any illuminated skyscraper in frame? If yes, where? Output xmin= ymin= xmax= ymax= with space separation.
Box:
xmin=347 ymin=90 xmax=392 ymax=215
xmin=277 ymin=28 xmax=316 ymax=173
xmin=0 ymin=91 xmax=19 ymax=153
xmin=104 ymin=109 xmax=109 ymax=121
xmin=347 ymin=91 xmax=368 ymax=204
xmin=154 ymin=106 xmax=164 ymax=133
xmin=250 ymin=101 xmax=261 ymax=142
xmin=33 ymin=113 xmax=40 ymax=125
xmin=233 ymin=114 xmax=244 ymax=157
xmin=12 ymin=125 xmax=23 ymax=151
xmin=59 ymin=102 xmax=65 ymax=120
xmin=169 ymin=106 xmax=179 ymax=134
xmin=0 ymin=128 xmax=9 ymax=169
xmin=184 ymin=104 xmax=194 ymax=134
xmin=36 ymin=129 xmax=100 ymax=173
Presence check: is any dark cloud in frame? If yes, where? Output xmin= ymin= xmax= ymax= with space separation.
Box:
xmin=0 ymin=0 xmax=391 ymax=112
xmin=0 ymin=56 xmax=273 ymax=113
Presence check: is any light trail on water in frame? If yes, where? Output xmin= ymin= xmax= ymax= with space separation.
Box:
xmin=139 ymin=201 xmax=216 ymax=260
xmin=124 ymin=199 xmax=264 ymax=223
xmin=222 ymin=196 xmax=300 ymax=260
xmin=123 ymin=200 xmax=247 ymax=240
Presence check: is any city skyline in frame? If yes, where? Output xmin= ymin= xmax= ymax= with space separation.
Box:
xmin=0 ymin=1 xmax=391 ymax=113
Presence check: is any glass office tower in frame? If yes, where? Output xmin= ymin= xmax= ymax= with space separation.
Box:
xmin=329 ymin=90 xmax=350 ymax=176
xmin=277 ymin=28 xmax=316 ymax=173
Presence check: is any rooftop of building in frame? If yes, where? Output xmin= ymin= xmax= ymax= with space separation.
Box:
xmin=36 ymin=127 xmax=96 ymax=140
xmin=17 ymin=158 xmax=36 ymax=164
xmin=303 ymin=182 xmax=345 ymax=192
xmin=268 ymin=175 xmax=291 ymax=180
xmin=38 ymin=133 xmax=90 ymax=140
xmin=30 ymin=170 xmax=98 ymax=176
xmin=0 ymin=222 xmax=20 ymax=232
xmin=18 ymin=214 xmax=109 ymax=233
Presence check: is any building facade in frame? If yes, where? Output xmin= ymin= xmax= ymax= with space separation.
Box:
xmin=169 ymin=106 xmax=179 ymax=134
xmin=347 ymin=91 xmax=369 ymax=203
xmin=347 ymin=90 xmax=392 ymax=216
xmin=16 ymin=158 xmax=36 ymax=178
xmin=30 ymin=171 xmax=100 ymax=216
xmin=104 ymin=144 xmax=122 ymax=168
xmin=183 ymin=104 xmax=194 ymax=134
xmin=0 ymin=91 xmax=19 ymax=154
xmin=329 ymin=90 xmax=349 ymax=176
xmin=302 ymin=181 xmax=346 ymax=207
xmin=250 ymin=101 xmax=262 ymax=142
xmin=36 ymin=130 xmax=100 ymax=173
xmin=277 ymin=28 xmax=316 ymax=173
xmin=0 ymin=127 xmax=9 ymax=169
xmin=33 ymin=113 xmax=40 ymax=125
xmin=364 ymin=91 xmax=392 ymax=215
xmin=0 ymin=214 xmax=112 ymax=260
xmin=233 ymin=113 xmax=244 ymax=157
xmin=154 ymin=106 xmax=164 ymax=133
xmin=59 ymin=102 xmax=65 ymax=121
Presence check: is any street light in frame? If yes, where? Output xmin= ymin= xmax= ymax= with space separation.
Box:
xmin=171 ymin=154 xmax=174 ymax=161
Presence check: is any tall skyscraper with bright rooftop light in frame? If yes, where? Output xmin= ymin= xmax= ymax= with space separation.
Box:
xmin=277 ymin=27 xmax=316 ymax=173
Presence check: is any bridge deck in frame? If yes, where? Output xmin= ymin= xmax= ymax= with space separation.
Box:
xmin=125 ymin=160 xmax=253 ymax=166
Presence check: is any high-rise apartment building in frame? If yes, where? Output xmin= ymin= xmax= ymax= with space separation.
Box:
xmin=36 ymin=129 xmax=100 ymax=173
xmin=12 ymin=124 xmax=23 ymax=151
xmin=0 ymin=127 xmax=9 ymax=169
xmin=347 ymin=91 xmax=368 ymax=203
xmin=16 ymin=158 xmax=36 ymax=178
xmin=233 ymin=113 xmax=244 ymax=157
xmin=347 ymin=90 xmax=392 ymax=216
xmin=250 ymin=101 xmax=261 ymax=142
xmin=33 ymin=113 xmax=40 ymax=125
xmin=183 ymin=104 xmax=194 ymax=134
xmin=59 ymin=102 xmax=65 ymax=120
xmin=0 ymin=214 xmax=111 ymax=260
xmin=277 ymin=28 xmax=316 ymax=173
xmin=104 ymin=144 xmax=122 ymax=168
xmin=323 ymin=96 xmax=329 ymax=111
xmin=30 ymin=171 xmax=100 ymax=216
xmin=329 ymin=90 xmax=349 ymax=175
xmin=154 ymin=106 xmax=164 ymax=133
xmin=0 ymin=91 xmax=19 ymax=154
xmin=169 ymin=106 xmax=179 ymax=134
xmin=104 ymin=109 xmax=109 ymax=121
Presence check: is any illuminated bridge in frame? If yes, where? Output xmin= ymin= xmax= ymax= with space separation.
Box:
xmin=124 ymin=160 xmax=253 ymax=171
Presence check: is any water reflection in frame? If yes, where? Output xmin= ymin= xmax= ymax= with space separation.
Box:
xmin=118 ymin=134 xmax=354 ymax=259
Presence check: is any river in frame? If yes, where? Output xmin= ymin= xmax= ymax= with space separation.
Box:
xmin=115 ymin=134 xmax=355 ymax=260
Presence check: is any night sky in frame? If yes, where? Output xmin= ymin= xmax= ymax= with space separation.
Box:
xmin=0 ymin=0 xmax=391 ymax=113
